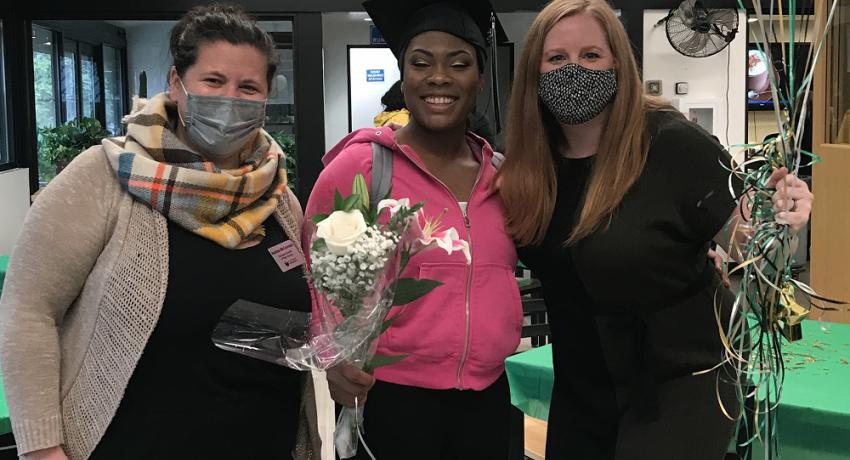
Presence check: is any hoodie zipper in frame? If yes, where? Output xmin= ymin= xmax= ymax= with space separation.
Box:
xmin=393 ymin=141 xmax=485 ymax=389
xmin=455 ymin=207 xmax=474 ymax=389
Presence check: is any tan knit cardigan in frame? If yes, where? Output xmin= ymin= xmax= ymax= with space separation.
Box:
xmin=0 ymin=146 xmax=319 ymax=459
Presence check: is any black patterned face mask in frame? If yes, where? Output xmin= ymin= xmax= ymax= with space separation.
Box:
xmin=538 ymin=63 xmax=618 ymax=125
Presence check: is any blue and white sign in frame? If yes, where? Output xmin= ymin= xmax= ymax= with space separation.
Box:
xmin=348 ymin=47 xmax=400 ymax=131
xmin=366 ymin=69 xmax=385 ymax=82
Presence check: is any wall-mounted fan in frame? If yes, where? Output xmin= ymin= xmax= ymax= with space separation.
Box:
xmin=655 ymin=0 xmax=739 ymax=58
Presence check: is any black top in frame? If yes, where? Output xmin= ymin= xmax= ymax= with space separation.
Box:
xmin=517 ymin=111 xmax=739 ymax=457
xmin=91 ymin=216 xmax=311 ymax=459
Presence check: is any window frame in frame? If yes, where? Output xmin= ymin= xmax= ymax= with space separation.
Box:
xmin=0 ymin=20 xmax=11 ymax=172
xmin=28 ymin=21 xmax=128 ymax=187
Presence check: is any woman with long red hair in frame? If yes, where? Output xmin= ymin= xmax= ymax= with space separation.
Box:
xmin=499 ymin=1 xmax=813 ymax=458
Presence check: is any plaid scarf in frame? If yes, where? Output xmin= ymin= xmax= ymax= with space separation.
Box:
xmin=103 ymin=93 xmax=289 ymax=249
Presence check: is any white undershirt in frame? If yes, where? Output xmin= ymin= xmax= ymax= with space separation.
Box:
xmin=459 ymin=202 xmax=469 ymax=216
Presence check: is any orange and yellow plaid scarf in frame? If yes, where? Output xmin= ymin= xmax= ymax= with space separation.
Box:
xmin=103 ymin=93 xmax=289 ymax=249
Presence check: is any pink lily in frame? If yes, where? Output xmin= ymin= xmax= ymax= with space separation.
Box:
xmin=377 ymin=198 xmax=411 ymax=217
xmin=412 ymin=209 xmax=471 ymax=264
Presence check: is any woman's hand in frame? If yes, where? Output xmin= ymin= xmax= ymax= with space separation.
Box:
xmin=766 ymin=167 xmax=814 ymax=234
xmin=382 ymin=121 xmax=404 ymax=131
xmin=707 ymin=248 xmax=731 ymax=288
xmin=326 ymin=363 xmax=376 ymax=408
xmin=22 ymin=446 xmax=69 ymax=460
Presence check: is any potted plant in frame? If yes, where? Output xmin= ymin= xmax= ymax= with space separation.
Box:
xmin=269 ymin=131 xmax=298 ymax=190
xmin=38 ymin=117 xmax=108 ymax=176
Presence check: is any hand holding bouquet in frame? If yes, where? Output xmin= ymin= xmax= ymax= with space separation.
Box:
xmin=212 ymin=173 xmax=469 ymax=458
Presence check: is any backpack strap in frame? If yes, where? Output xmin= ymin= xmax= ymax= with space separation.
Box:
xmin=491 ymin=151 xmax=505 ymax=169
xmin=370 ymin=142 xmax=393 ymax=209
xmin=369 ymin=143 xmax=501 ymax=209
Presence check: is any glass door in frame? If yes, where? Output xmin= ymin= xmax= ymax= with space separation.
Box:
xmin=259 ymin=20 xmax=297 ymax=192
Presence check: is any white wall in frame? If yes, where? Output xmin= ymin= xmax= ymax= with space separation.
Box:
xmin=348 ymin=47 xmax=401 ymax=131
xmin=123 ymin=22 xmax=176 ymax=101
xmin=643 ymin=10 xmax=748 ymax=150
xmin=0 ymin=169 xmax=31 ymax=256
xmin=321 ymin=11 xmax=541 ymax=153
xmin=322 ymin=13 xmax=374 ymax=153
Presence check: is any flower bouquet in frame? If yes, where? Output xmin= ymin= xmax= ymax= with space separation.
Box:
xmin=212 ymin=173 xmax=469 ymax=458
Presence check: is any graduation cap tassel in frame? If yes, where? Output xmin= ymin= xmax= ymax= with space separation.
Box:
xmin=490 ymin=11 xmax=502 ymax=134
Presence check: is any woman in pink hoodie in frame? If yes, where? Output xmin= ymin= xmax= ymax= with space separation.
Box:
xmin=304 ymin=1 xmax=521 ymax=458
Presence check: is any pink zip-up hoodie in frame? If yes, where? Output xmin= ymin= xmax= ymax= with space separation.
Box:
xmin=305 ymin=127 xmax=521 ymax=391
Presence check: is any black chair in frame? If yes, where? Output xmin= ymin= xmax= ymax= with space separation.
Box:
xmin=0 ymin=432 xmax=16 ymax=460
xmin=521 ymin=297 xmax=550 ymax=348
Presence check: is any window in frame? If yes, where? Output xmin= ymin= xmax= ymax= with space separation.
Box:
xmin=31 ymin=21 xmax=127 ymax=185
xmin=78 ymin=43 xmax=99 ymax=119
xmin=32 ymin=26 xmax=58 ymax=130
xmin=103 ymin=45 xmax=124 ymax=136
xmin=61 ymin=38 xmax=78 ymax=122
xmin=0 ymin=21 xmax=9 ymax=167
xmin=259 ymin=21 xmax=298 ymax=190
xmin=32 ymin=25 xmax=59 ymax=184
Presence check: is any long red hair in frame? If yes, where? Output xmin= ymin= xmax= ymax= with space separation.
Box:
xmin=499 ymin=0 xmax=672 ymax=246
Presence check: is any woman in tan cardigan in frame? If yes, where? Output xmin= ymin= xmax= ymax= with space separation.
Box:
xmin=0 ymin=5 xmax=317 ymax=459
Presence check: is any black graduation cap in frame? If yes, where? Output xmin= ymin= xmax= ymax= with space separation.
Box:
xmin=363 ymin=0 xmax=510 ymax=134
xmin=364 ymin=0 xmax=508 ymax=59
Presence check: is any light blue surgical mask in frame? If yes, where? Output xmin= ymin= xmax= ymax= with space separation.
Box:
xmin=177 ymin=79 xmax=267 ymax=161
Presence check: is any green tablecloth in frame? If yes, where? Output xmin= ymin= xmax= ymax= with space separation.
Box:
xmin=0 ymin=256 xmax=9 ymax=435
xmin=0 ymin=369 xmax=8 ymax=436
xmin=505 ymin=320 xmax=850 ymax=459
xmin=0 ymin=255 xmax=8 ymax=297
xmin=505 ymin=344 xmax=554 ymax=421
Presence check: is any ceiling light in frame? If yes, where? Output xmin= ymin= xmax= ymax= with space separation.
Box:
xmin=747 ymin=17 xmax=758 ymax=23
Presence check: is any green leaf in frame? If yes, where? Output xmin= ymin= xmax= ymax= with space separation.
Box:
xmin=380 ymin=314 xmax=402 ymax=334
xmin=366 ymin=207 xmax=379 ymax=226
xmin=365 ymin=353 xmax=408 ymax=373
xmin=333 ymin=189 xmax=343 ymax=210
xmin=311 ymin=239 xmax=327 ymax=252
xmin=352 ymin=173 xmax=370 ymax=211
xmin=340 ymin=194 xmax=362 ymax=212
xmin=38 ymin=117 xmax=108 ymax=165
xmin=400 ymin=248 xmax=411 ymax=272
xmin=392 ymin=278 xmax=443 ymax=306
xmin=310 ymin=213 xmax=329 ymax=224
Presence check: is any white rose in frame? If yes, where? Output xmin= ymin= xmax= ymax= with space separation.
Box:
xmin=316 ymin=210 xmax=367 ymax=256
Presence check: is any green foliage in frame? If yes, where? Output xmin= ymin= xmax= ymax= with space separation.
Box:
xmin=269 ymin=131 xmax=298 ymax=189
xmin=310 ymin=213 xmax=329 ymax=224
xmin=33 ymin=51 xmax=56 ymax=130
xmin=379 ymin=315 xmax=401 ymax=334
xmin=351 ymin=173 xmax=370 ymax=212
xmin=38 ymin=117 xmax=107 ymax=165
xmin=392 ymin=278 xmax=443 ymax=306
xmin=365 ymin=353 xmax=408 ymax=373
xmin=387 ymin=201 xmax=424 ymax=234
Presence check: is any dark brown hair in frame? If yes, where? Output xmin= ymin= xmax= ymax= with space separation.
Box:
xmin=169 ymin=4 xmax=279 ymax=87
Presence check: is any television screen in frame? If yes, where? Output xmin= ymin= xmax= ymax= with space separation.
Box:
xmin=747 ymin=43 xmax=812 ymax=111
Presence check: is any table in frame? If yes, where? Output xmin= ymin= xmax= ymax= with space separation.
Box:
xmin=0 ymin=256 xmax=7 ymax=298
xmin=0 ymin=256 xmax=12 ymax=437
xmin=0 ymin=368 xmax=8 ymax=436
xmin=505 ymin=320 xmax=850 ymax=459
